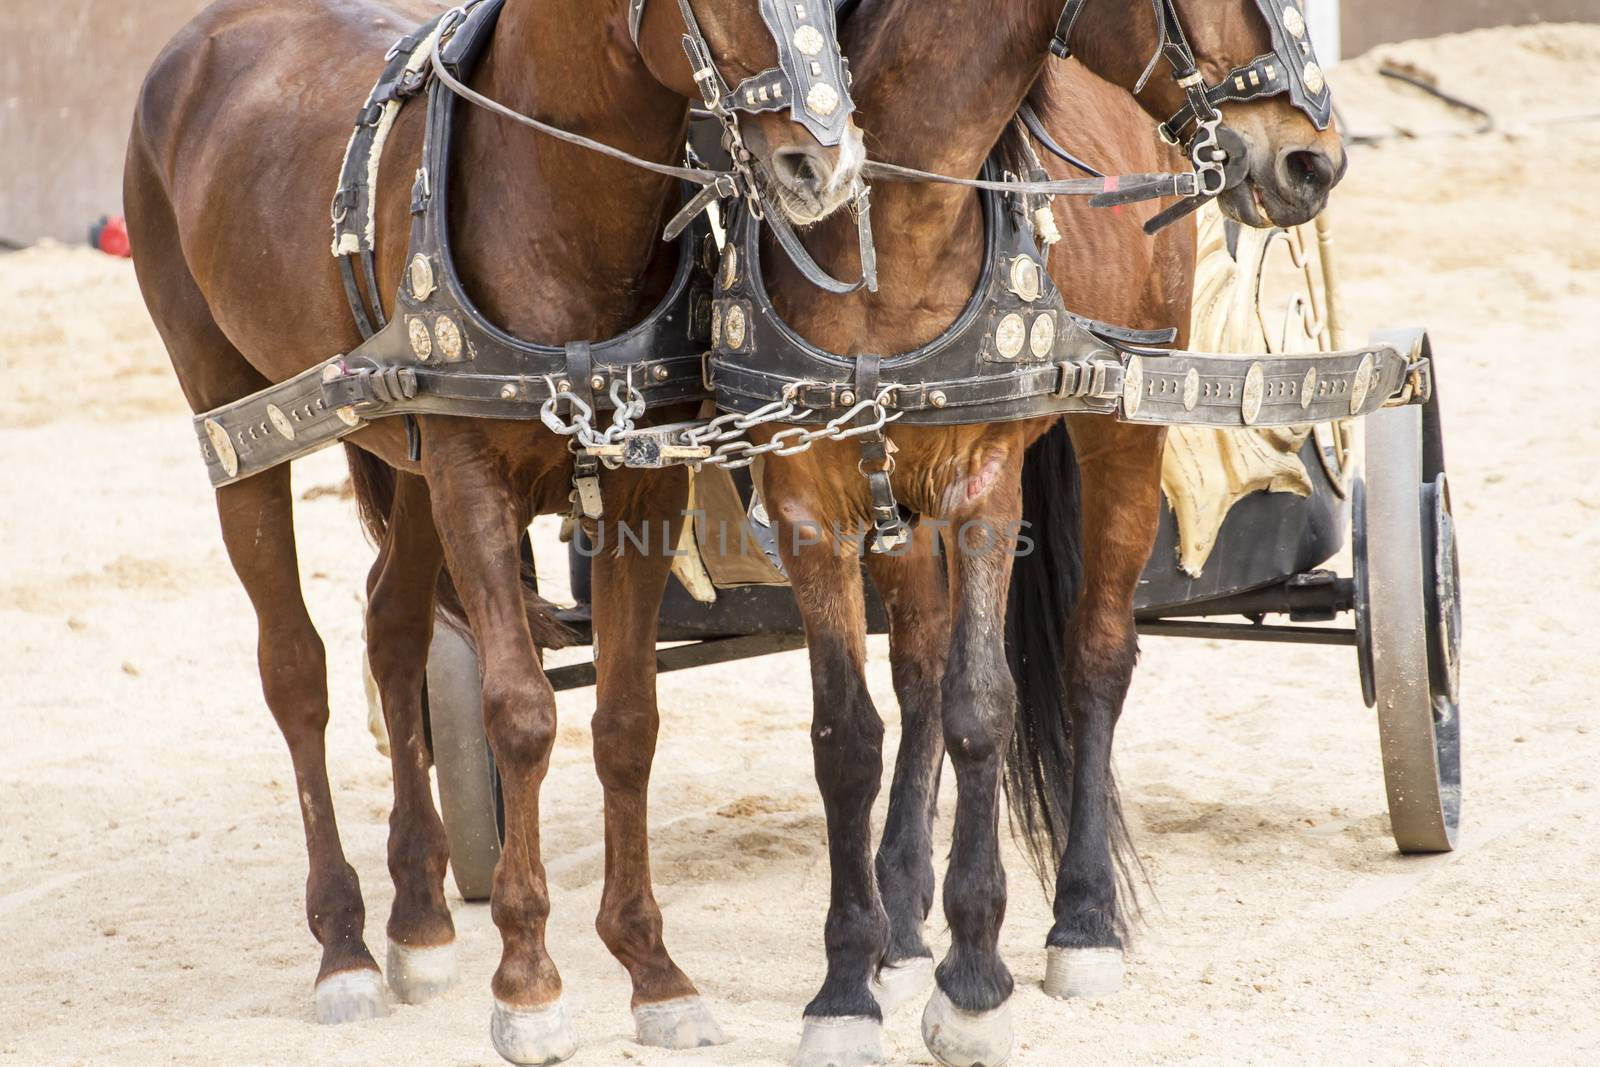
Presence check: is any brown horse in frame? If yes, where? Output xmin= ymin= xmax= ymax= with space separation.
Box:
xmin=125 ymin=0 xmax=860 ymax=1059
xmin=750 ymin=2 xmax=1346 ymax=1064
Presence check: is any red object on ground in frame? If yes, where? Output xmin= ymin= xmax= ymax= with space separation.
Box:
xmin=91 ymin=215 xmax=132 ymax=258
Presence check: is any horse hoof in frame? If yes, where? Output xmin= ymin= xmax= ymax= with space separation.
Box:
xmin=386 ymin=939 xmax=460 ymax=1004
xmin=920 ymin=988 xmax=1012 ymax=1067
xmin=793 ymin=1014 xmax=885 ymax=1067
xmin=1042 ymin=946 xmax=1124 ymax=999
xmin=872 ymin=956 xmax=934 ymax=1015
xmin=491 ymin=997 xmax=579 ymax=1066
xmin=633 ymin=995 xmax=728 ymax=1049
xmin=314 ymin=967 xmax=390 ymax=1024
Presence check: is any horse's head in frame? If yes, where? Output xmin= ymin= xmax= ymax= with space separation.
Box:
xmin=634 ymin=0 xmax=866 ymax=224
xmin=1066 ymin=0 xmax=1346 ymax=227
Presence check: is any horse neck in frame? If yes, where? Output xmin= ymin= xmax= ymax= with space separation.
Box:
xmin=772 ymin=0 xmax=1062 ymax=343
xmin=449 ymin=0 xmax=688 ymax=340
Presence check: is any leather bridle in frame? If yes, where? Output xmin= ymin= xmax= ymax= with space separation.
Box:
xmin=1049 ymin=0 xmax=1332 ymax=229
xmin=628 ymin=0 xmax=878 ymax=295
xmin=1052 ymin=0 xmax=1332 ymax=149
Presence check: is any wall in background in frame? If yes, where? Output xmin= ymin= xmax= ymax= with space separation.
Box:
xmin=2 ymin=0 xmax=210 ymax=246
xmin=1340 ymin=0 xmax=1599 ymax=58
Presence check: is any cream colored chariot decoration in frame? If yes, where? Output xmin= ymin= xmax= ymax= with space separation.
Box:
xmin=1163 ymin=204 xmax=1351 ymax=576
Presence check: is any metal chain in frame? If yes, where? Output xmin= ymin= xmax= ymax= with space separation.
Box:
xmin=538 ymin=372 xmax=648 ymax=453
xmin=680 ymin=385 xmax=903 ymax=470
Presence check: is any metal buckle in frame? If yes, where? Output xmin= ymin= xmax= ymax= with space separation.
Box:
xmin=1056 ymin=358 xmax=1123 ymax=401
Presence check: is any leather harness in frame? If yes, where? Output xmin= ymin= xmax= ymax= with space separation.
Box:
xmin=194 ymin=0 xmax=1432 ymax=538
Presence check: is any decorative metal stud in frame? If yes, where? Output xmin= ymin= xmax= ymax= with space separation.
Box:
xmin=408 ymin=254 xmax=435 ymax=301
xmin=1010 ymin=257 xmax=1043 ymax=302
xmin=1350 ymin=352 xmax=1374 ymax=414
xmin=793 ymin=25 xmax=824 ymax=56
xmin=500 ymin=384 xmax=518 ymax=401
xmin=266 ymin=403 xmax=295 ymax=441
xmin=653 ymin=365 xmax=670 ymax=381
xmin=408 ymin=317 xmax=433 ymax=361
xmin=806 ymin=83 xmax=840 ymax=118
xmin=1302 ymin=61 xmax=1325 ymax=94
xmin=203 ymin=419 xmax=239 ymax=478
xmin=435 ymin=315 xmax=464 ymax=361
xmin=1242 ymin=362 xmax=1265 ymax=425
xmin=1122 ymin=356 xmax=1145 ymax=417
xmin=840 ymin=390 xmax=856 ymax=406
xmin=725 ymin=304 xmax=748 ymax=350
xmin=1183 ymin=367 xmax=1201 ymax=411
xmin=994 ymin=313 xmax=1027 ymax=360
xmin=1029 ymin=313 xmax=1056 ymax=359
xmin=1301 ymin=367 xmax=1317 ymax=410
xmin=1282 ymin=5 xmax=1306 ymax=38
xmin=590 ymin=375 xmax=606 ymax=392
xmin=929 ymin=390 xmax=948 ymax=408
xmin=721 ymin=247 xmax=739 ymax=291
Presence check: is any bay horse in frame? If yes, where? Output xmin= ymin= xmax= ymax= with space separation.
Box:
xmin=125 ymin=0 xmax=862 ymax=1060
xmin=748 ymin=1 xmax=1346 ymax=1064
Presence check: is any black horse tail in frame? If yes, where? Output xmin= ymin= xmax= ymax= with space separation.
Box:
xmin=344 ymin=444 xmax=573 ymax=651
xmin=1003 ymin=421 xmax=1142 ymax=932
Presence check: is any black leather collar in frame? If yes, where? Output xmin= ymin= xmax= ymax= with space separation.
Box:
xmin=706 ymin=159 xmax=1173 ymax=426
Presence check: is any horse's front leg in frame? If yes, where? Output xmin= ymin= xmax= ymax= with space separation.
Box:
xmin=863 ymin=524 xmax=950 ymax=1013
xmin=589 ymin=465 xmax=726 ymax=1049
xmin=1043 ymin=419 xmax=1164 ymax=999
xmin=921 ymin=479 xmax=1023 ymax=1067
xmin=769 ymin=473 xmax=890 ymax=1067
xmin=424 ymin=431 xmax=575 ymax=1066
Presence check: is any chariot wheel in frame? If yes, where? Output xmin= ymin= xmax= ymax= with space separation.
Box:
xmin=426 ymin=624 xmax=503 ymax=901
xmin=1353 ymin=358 xmax=1461 ymax=853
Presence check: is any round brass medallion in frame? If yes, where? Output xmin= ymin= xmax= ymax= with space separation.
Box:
xmin=721 ymin=247 xmax=739 ymax=292
xmin=1302 ymin=61 xmax=1325 ymax=94
xmin=408 ymin=317 xmax=433 ymax=361
xmin=1028 ymin=313 xmax=1056 ymax=359
xmin=1350 ymin=352 xmax=1374 ymax=415
xmin=436 ymin=315 xmax=464 ymax=361
xmin=1242 ymin=362 xmax=1266 ymax=425
xmin=793 ymin=25 xmax=824 ymax=56
xmin=994 ymin=313 xmax=1026 ymax=360
xmin=1010 ymin=257 xmax=1042 ymax=302
xmin=806 ymin=83 xmax=840 ymax=118
xmin=724 ymin=304 xmax=747 ymax=350
xmin=1122 ymin=356 xmax=1145 ymax=417
xmin=203 ymin=419 xmax=239 ymax=478
xmin=1182 ymin=367 xmax=1201 ymax=411
xmin=266 ymin=403 xmax=295 ymax=441
xmin=408 ymin=254 xmax=435 ymax=301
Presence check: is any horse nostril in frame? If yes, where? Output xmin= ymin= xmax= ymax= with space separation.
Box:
xmin=1283 ymin=149 xmax=1335 ymax=193
xmin=775 ymin=147 xmax=829 ymax=196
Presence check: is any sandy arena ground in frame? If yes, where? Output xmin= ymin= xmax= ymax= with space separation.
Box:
xmin=3 ymin=24 xmax=1598 ymax=1067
